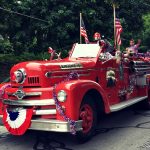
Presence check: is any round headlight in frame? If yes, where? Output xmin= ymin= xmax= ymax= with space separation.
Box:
xmin=57 ymin=90 xmax=67 ymax=102
xmin=12 ymin=68 xmax=26 ymax=84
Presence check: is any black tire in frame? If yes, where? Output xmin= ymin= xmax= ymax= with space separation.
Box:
xmin=76 ymin=95 xmax=97 ymax=143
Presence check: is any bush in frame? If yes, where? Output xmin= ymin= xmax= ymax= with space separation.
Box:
xmin=0 ymin=39 xmax=14 ymax=54
xmin=138 ymin=46 xmax=149 ymax=53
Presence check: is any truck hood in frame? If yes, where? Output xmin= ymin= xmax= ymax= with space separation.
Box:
xmin=10 ymin=58 xmax=96 ymax=87
xmin=11 ymin=58 xmax=96 ymax=72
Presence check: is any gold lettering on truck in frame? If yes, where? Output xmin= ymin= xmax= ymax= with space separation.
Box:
xmin=60 ymin=63 xmax=83 ymax=70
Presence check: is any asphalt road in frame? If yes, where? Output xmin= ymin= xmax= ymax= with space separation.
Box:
xmin=1 ymin=107 xmax=150 ymax=150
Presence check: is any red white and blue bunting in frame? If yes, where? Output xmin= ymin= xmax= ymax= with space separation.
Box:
xmin=53 ymin=71 xmax=79 ymax=135
xmin=0 ymin=83 xmax=33 ymax=135
xmin=0 ymin=83 xmax=11 ymax=99
xmin=118 ymin=75 xmax=136 ymax=97
xmin=3 ymin=107 xmax=33 ymax=135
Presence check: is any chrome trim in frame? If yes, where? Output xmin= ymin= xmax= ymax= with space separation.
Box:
xmin=136 ymin=71 xmax=150 ymax=74
xmin=8 ymin=92 xmax=42 ymax=97
xmin=14 ymin=68 xmax=27 ymax=84
xmin=51 ymin=73 xmax=90 ymax=78
xmin=51 ymin=68 xmax=123 ymax=73
xmin=25 ymin=92 xmax=42 ymax=96
xmin=3 ymin=99 xmax=55 ymax=106
xmin=34 ymin=109 xmax=56 ymax=115
xmin=135 ymin=65 xmax=150 ymax=68
xmin=51 ymin=75 xmax=66 ymax=78
xmin=13 ymin=89 xmax=26 ymax=100
xmin=135 ymin=68 xmax=150 ymax=71
xmin=110 ymin=96 xmax=148 ymax=112
xmin=133 ymin=61 xmax=150 ymax=66
xmin=60 ymin=63 xmax=83 ymax=70
xmin=74 ymin=73 xmax=90 ymax=76
xmin=19 ymin=68 xmax=27 ymax=84
xmin=51 ymin=69 xmax=94 ymax=73
xmin=29 ymin=119 xmax=82 ymax=132
xmin=45 ymin=72 xmax=51 ymax=78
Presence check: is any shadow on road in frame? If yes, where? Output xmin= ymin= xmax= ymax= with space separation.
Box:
xmin=1 ymin=107 xmax=150 ymax=150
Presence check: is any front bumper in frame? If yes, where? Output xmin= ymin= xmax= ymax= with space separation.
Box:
xmin=2 ymin=98 xmax=83 ymax=132
xmin=29 ymin=119 xmax=82 ymax=132
xmin=3 ymin=99 xmax=55 ymax=106
xmin=0 ymin=115 xmax=82 ymax=132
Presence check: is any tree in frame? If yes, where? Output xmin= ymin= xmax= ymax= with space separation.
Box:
xmin=142 ymin=13 xmax=150 ymax=49
xmin=0 ymin=0 xmax=149 ymax=56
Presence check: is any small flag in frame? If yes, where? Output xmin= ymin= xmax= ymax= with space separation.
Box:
xmin=115 ymin=18 xmax=123 ymax=46
xmin=80 ymin=17 xmax=89 ymax=44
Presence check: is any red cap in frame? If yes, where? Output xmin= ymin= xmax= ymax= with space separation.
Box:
xmin=94 ymin=32 xmax=101 ymax=40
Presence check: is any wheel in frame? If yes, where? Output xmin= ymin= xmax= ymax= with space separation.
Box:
xmin=76 ymin=95 xmax=97 ymax=143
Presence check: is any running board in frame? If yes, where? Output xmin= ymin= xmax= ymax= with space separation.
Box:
xmin=110 ymin=96 xmax=148 ymax=112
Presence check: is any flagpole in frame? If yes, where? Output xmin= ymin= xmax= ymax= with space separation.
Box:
xmin=118 ymin=44 xmax=120 ymax=51
xmin=80 ymin=13 xmax=82 ymax=44
xmin=113 ymin=4 xmax=116 ymax=49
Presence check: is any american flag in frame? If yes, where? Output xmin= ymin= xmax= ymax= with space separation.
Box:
xmin=115 ymin=18 xmax=123 ymax=46
xmin=80 ymin=17 xmax=89 ymax=43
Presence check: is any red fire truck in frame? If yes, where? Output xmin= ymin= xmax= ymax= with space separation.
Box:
xmin=0 ymin=43 xmax=150 ymax=142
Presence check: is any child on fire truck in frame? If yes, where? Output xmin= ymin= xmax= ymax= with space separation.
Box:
xmin=126 ymin=39 xmax=141 ymax=57
xmin=93 ymin=32 xmax=114 ymax=54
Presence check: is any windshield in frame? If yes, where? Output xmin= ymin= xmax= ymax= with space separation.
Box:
xmin=70 ymin=43 xmax=100 ymax=58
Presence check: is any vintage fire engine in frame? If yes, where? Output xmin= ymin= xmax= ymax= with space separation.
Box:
xmin=0 ymin=43 xmax=150 ymax=142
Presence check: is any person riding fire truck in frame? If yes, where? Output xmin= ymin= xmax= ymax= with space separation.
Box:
xmin=93 ymin=32 xmax=114 ymax=61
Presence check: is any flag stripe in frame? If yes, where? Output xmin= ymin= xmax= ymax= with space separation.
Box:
xmin=80 ymin=17 xmax=89 ymax=43
xmin=115 ymin=18 xmax=122 ymax=46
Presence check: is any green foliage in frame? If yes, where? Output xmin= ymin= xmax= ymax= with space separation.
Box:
xmin=138 ymin=46 xmax=149 ymax=53
xmin=0 ymin=0 xmax=149 ymax=59
xmin=0 ymin=38 xmax=14 ymax=54
xmin=142 ymin=13 xmax=150 ymax=49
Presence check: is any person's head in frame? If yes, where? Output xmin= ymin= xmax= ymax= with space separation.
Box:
xmin=130 ymin=39 xmax=135 ymax=46
xmin=94 ymin=32 xmax=101 ymax=41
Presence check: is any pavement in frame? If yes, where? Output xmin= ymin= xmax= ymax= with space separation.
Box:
xmin=1 ymin=107 xmax=150 ymax=150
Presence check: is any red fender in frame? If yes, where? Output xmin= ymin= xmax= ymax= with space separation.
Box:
xmin=55 ymin=80 xmax=110 ymax=120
